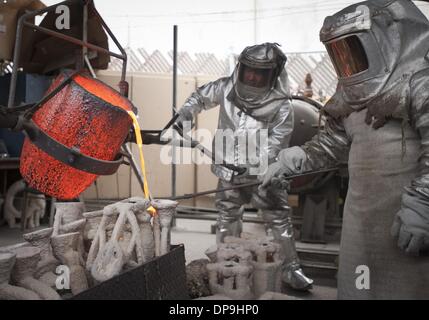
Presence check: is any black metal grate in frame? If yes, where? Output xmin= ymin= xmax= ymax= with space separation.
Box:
xmin=71 ymin=244 xmax=189 ymax=300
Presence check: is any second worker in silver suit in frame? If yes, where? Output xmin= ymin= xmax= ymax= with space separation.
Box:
xmin=175 ymin=42 xmax=313 ymax=290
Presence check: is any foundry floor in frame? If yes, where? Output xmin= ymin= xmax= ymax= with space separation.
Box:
xmin=171 ymin=218 xmax=338 ymax=300
xmin=0 ymin=217 xmax=338 ymax=300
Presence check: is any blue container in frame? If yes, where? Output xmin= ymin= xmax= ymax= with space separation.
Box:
xmin=0 ymin=73 xmax=52 ymax=157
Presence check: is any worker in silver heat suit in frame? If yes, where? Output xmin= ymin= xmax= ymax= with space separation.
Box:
xmin=175 ymin=43 xmax=313 ymax=290
xmin=263 ymin=0 xmax=429 ymax=299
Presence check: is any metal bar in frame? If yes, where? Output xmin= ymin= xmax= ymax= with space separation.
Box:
xmin=8 ymin=13 xmax=26 ymax=107
xmin=23 ymin=23 xmax=124 ymax=60
xmin=84 ymin=55 xmax=97 ymax=78
xmin=171 ymin=181 xmax=260 ymax=200
xmin=89 ymin=4 xmax=127 ymax=83
xmin=8 ymin=0 xmax=83 ymax=107
xmin=170 ymin=167 xmax=339 ymax=200
xmin=2 ymin=170 xmax=6 ymax=197
xmin=121 ymin=144 xmax=147 ymax=197
xmin=82 ymin=1 xmax=88 ymax=66
xmin=49 ymin=197 xmax=56 ymax=227
xmin=175 ymin=213 xmax=262 ymax=224
xmin=178 ymin=205 xmax=219 ymax=213
xmin=162 ymin=113 xmax=180 ymax=132
xmin=21 ymin=189 xmax=28 ymax=231
xmin=175 ymin=211 xmax=343 ymax=228
xmin=172 ymin=25 xmax=178 ymax=199
xmin=7 ymin=195 xmax=47 ymax=201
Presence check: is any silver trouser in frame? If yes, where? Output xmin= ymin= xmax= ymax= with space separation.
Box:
xmin=262 ymin=210 xmax=313 ymax=290
xmin=214 ymin=177 xmax=288 ymax=243
xmin=215 ymin=177 xmax=313 ymax=290
xmin=262 ymin=210 xmax=299 ymax=267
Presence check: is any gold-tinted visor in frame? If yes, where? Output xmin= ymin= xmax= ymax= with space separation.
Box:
xmin=326 ymin=35 xmax=369 ymax=78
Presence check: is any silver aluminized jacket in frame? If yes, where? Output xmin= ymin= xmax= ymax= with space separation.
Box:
xmin=180 ymin=68 xmax=293 ymax=181
xmin=274 ymin=69 xmax=429 ymax=298
xmin=276 ymin=0 xmax=429 ymax=299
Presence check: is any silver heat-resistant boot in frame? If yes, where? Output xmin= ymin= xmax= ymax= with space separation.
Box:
xmin=216 ymin=217 xmax=243 ymax=244
xmin=282 ymin=261 xmax=314 ymax=291
xmin=267 ymin=211 xmax=313 ymax=291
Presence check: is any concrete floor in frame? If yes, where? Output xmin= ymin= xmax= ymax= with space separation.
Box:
xmin=0 ymin=217 xmax=338 ymax=300
xmin=0 ymin=224 xmax=43 ymax=247
xmin=172 ymin=218 xmax=338 ymax=300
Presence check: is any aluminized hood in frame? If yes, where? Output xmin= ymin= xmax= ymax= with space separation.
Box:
xmin=321 ymin=0 xmax=429 ymax=107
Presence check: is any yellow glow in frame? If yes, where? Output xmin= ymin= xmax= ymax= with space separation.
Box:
xmin=127 ymin=111 xmax=157 ymax=216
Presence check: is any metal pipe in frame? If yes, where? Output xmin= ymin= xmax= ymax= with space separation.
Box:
xmin=175 ymin=212 xmax=343 ymax=228
xmin=7 ymin=13 xmax=25 ymax=107
xmin=121 ymin=144 xmax=147 ymax=196
xmin=84 ymin=55 xmax=97 ymax=78
xmin=89 ymin=5 xmax=127 ymax=83
xmin=82 ymin=1 xmax=88 ymax=66
xmin=8 ymin=0 xmax=80 ymax=107
xmin=175 ymin=213 xmax=262 ymax=224
xmin=23 ymin=23 xmax=124 ymax=60
xmin=172 ymin=25 xmax=178 ymax=198
xmin=169 ymin=167 xmax=340 ymax=200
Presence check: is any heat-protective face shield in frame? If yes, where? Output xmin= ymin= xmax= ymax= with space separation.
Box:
xmin=236 ymin=63 xmax=275 ymax=99
xmin=325 ymin=35 xmax=369 ymax=78
xmin=324 ymin=30 xmax=390 ymax=104
xmin=320 ymin=0 xmax=429 ymax=105
xmin=234 ymin=42 xmax=287 ymax=101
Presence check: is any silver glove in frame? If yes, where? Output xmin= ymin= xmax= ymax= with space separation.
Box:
xmin=261 ymin=146 xmax=308 ymax=189
xmin=391 ymin=189 xmax=429 ymax=256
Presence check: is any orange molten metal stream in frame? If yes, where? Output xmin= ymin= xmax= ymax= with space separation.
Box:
xmin=128 ymin=111 xmax=157 ymax=216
